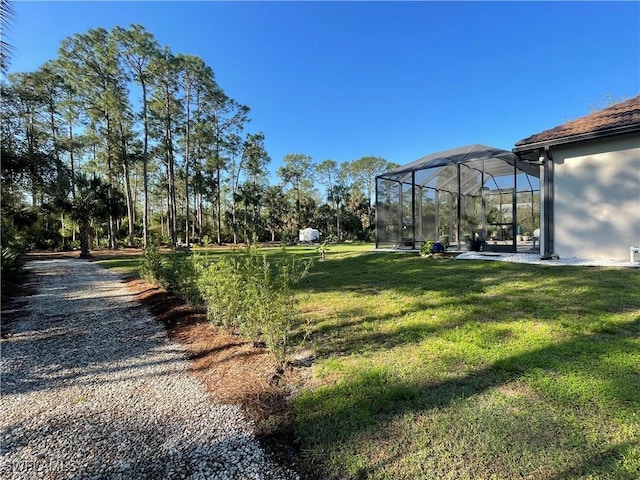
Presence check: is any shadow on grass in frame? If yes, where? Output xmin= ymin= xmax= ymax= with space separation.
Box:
xmin=299 ymin=250 xmax=639 ymax=299
xmin=547 ymin=441 xmax=639 ymax=480
xmin=294 ymin=252 xmax=640 ymax=357
xmin=295 ymin=318 xmax=640 ymax=479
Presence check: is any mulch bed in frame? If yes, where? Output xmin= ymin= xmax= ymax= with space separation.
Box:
xmin=125 ymin=277 xmax=309 ymax=466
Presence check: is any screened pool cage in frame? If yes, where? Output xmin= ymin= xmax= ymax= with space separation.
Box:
xmin=375 ymin=144 xmax=540 ymax=253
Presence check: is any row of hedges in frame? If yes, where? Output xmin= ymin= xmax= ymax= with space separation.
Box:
xmin=140 ymin=245 xmax=312 ymax=367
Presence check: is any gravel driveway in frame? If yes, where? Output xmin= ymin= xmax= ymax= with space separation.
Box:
xmin=1 ymin=258 xmax=299 ymax=480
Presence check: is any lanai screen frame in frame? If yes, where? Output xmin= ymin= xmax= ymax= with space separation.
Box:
xmin=375 ymin=144 xmax=540 ymax=252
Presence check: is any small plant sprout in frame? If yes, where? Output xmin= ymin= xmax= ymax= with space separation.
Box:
xmin=317 ymin=241 xmax=329 ymax=261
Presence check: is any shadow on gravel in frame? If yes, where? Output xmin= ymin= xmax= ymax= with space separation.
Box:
xmin=1 ymin=260 xmax=187 ymax=398
xmin=128 ymin=278 xmax=305 ymax=477
xmin=1 ymin=271 xmax=39 ymax=334
xmin=1 ymin=406 xmax=297 ymax=479
xmin=2 ymin=257 xmax=303 ymax=477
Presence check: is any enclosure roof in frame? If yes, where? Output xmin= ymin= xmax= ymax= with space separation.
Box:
xmin=514 ymin=95 xmax=640 ymax=152
xmin=378 ymin=144 xmax=538 ymax=186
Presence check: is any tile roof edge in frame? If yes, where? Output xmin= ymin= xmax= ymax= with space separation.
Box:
xmin=513 ymin=124 xmax=640 ymax=152
xmin=514 ymin=95 xmax=640 ymax=150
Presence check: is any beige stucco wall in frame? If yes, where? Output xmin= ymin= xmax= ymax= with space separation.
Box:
xmin=551 ymin=133 xmax=640 ymax=261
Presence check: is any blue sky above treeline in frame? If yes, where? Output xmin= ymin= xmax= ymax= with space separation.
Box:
xmin=8 ymin=1 xmax=640 ymax=177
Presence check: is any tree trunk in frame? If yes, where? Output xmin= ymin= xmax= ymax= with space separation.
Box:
xmin=212 ymin=207 xmax=217 ymax=243
xmin=123 ymin=168 xmax=134 ymax=247
xmin=166 ymin=184 xmax=172 ymax=242
xmin=198 ymin=193 xmax=203 ymax=239
xmin=68 ymin=116 xmax=76 ymax=199
xmin=25 ymin=107 xmax=38 ymax=207
xmin=192 ymin=188 xmax=197 ymax=239
xmin=296 ymin=180 xmax=301 ymax=230
xmin=215 ymin=162 xmax=222 ymax=245
xmin=60 ymin=213 xmax=66 ymax=249
xmin=243 ymin=206 xmax=248 ymax=244
xmin=49 ymin=99 xmax=60 ymax=165
xmin=164 ymin=86 xmax=178 ymax=248
xmin=106 ymin=114 xmax=117 ymax=250
xmin=141 ymin=79 xmax=150 ymax=249
xmin=337 ymin=205 xmax=341 ymax=241
xmin=79 ymin=221 xmax=91 ymax=258
xmin=184 ymin=91 xmax=191 ymax=247
xmin=168 ymin=152 xmax=177 ymax=247
xmin=232 ymin=199 xmax=237 ymax=244
xmin=159 ymin=199 xmax=164 ymax=241
xmin=120 ymin=123 xmax=135 ymax=247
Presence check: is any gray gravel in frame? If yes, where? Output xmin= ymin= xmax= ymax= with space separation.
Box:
xmin=1 ymin=259 xmax=299 ymax=480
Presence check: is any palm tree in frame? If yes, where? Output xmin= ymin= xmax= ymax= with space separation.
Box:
xmin=328 ymin=183 xmax=350 ymax=242
xmin=1 ymin=0 xmax=15 ymax=75
xmin=69 ymin=174 xmax=112 ymax=257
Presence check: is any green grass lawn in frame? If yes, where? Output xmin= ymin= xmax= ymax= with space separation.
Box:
xmin=97 ymin=244 xmax=640 ymax=479
xmin=93 ymin=255 xmax=143 ymax=278
xmin=293 ymin=247 xmax=639 ymax=479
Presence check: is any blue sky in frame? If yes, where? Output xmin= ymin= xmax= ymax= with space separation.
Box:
xmin=6 ymin=1 xmax=640 ymax=178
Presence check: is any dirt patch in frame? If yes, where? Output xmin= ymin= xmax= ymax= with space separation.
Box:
xmin=123 ymin=277 xmax=309 ymax=467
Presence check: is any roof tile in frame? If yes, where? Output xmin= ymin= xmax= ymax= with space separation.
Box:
xmin=515 ymin=95 xmax=640 ymax=148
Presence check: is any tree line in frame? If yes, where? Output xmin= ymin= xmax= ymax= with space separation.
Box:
xmin=1 ymin=25 xmax=397 ymax=256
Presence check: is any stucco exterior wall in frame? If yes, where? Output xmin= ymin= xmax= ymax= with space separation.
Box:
xmin=551 ymin=133 xmax=640 ymax=261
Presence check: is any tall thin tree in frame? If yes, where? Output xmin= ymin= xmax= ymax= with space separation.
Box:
xmin=114 ymin=25 xmax=161 ymax=249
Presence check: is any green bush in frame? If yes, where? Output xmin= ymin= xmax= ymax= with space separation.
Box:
xmin=197 ymin=251 xmax=245 ymax=327
xmin=240 ymin=250 xmax=272 ymax=343
xmin=201 ymin=235 xmax=212 ymax=247
xmin=197 ymin=245 xmax=313 ymax=367
xmin=325 ymin=233 xmax=338 ymax=243
xmin=140 ymin=241 xmax=314 ymax=366
xmin=140 ymin=244 xmax=163 ymax=285
xmin=140 ymin=246 xmax=204 ymax=306
xmin=163 ymin=251 xmax=203 ymax=306
xmin=359 ymin=229 xmax=376 ymax=242
xmin=260 ymin=251 xmax=312 ymax=367
xmin=1 ymin=243 xmax=26 ymax=291
xmin=420 ymin=239 xmax=435 ymax=257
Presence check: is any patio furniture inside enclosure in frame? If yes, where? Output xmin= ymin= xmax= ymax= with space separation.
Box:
xmin=375 ymin=144 xmax=540 ymax=252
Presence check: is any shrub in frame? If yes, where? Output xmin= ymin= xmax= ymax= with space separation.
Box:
xmin=325 ymin=233 xmax=338 ymax=243
xmin=163 ymin=250 xmax=203 ymax=306
xmin=420 ymin=240 xmax=435 ymax=257
xmin=260 ymin=251 xmax=312 ymax=367
xmin=197 ymin=245 xmax=313 ymax=367
xmin=1 ymin=242 xmax=25 ymax=291
xmin=140 ymin=244 xmax=163 ymax=285
xmin=197 ymin=251 xmax=245 ymax=328
xmin=359 ymin=229 xmax=376 ymax=242
xmin=240 ymin=250 xmax=272 ymax=343
xmin=201 ymin=234 xmax=212 ymax=247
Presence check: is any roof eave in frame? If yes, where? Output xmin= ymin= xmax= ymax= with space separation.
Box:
xmin=513 ymin=124 xmax=640 ymax=153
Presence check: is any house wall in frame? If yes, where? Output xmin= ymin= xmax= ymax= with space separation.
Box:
xmin=551 ymin=133 xmax=640 ymax=261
